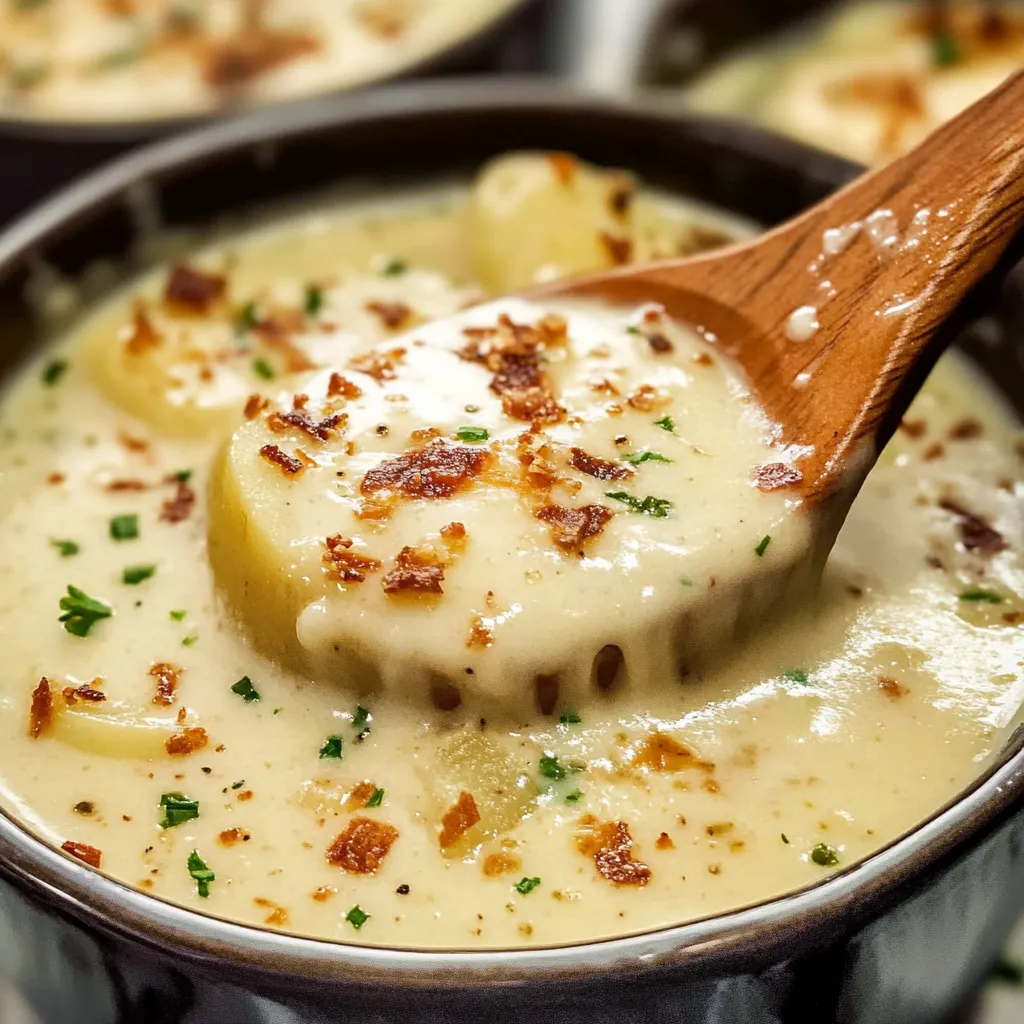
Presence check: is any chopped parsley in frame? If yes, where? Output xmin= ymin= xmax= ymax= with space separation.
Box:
xmin=382 ymin=259 xmax=407 ymax=276
xmin=653 ymin=415 xmax=675 ymax=432
xmin=605 ymin=491 xmax=673 ymax=518
xmin=352 ymin=705 xmax=371 ymax=730
xmin=781 ymin=833 xmax=790 ymax=845
xmin=990 ymin=957 xmax=1024 ymax=986
xmin=159 ymin=793 xmax=199 ymax=829
xmin=109 ymin=514 xmax=139 ymax=541
xmin=345 ymin=904 xmax=370 ymax=929
xmin=456 ymin=426 xmax=489 ymax=443
xmin=810 ymin=842 xmax=840 ymax=867
xmin=252 ymin=357 xmax=275 ymax=381
xmin=366 ymin=787 xmax=385 ymax=808
xmin=230 ymin=676 xmax=261 ymax=703
xmin=273 ymin=707 xmax=283 ymax=715
xmin=319 ymin=735 xmax=344 ymax=759
xmin=58 ymin=585 xmax=112 ymax=638
xmin=122 ymin=564 xmax=156 ymax=585
xmin=187 ymin=850 xmax=215 ymax=898
xmin=304 ymin=284 xmax=324 ymax=317
xmin=680 ymin=575 xmax=693 ymax=586
xmin=559 ymin=711 xmax=581 ymax=725
xmin=182 ymin=634 xmax=198 ymax=647
xmin=622 ymin=449 xmax=672 ymax=466
xmin=931 ymin=28 xmax=960 ymax=68
xmin=174 ymin=469 xmax=193 ymax=483
xmin=170 ymin=609 xmax=187 ymax=622
xmin=42 ymin=360 xmax=67 ymax=386
xmin=626 ymin=325 xmax=641 ymax=335
xmin=958 ymin=589 xmax=1003 ymax=604
xmin=514 ymin=876 xmax=541 ymax=895
xmin=235 ymin=300 xmax=262 ymax=334
xmin=230 ymin=779 xmax=245 ymax=790
xmin=565 ymin=789 xmax=583 ymax=804
xmin=538 ymin=754 xmax=566 ymax=780
xmin=755 ymin=535 xmax=771 ymax=557
xmin=783 ymin=669 xmax=809 ymax=685
xmin=51 ymin=539 xmax=79 ymax=558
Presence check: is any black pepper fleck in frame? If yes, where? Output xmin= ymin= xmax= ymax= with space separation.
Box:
xmin=396 ymin=884 xmax=410 ymax=895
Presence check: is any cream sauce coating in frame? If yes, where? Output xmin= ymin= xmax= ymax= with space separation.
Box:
xmin=0 ymin=164 xmax=1021 ymax=950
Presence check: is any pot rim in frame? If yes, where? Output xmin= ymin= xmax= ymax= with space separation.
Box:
xmin=0 ymin=0 xmax=538 ymax=144
xmin=0 ymin=77 xmax=1020 ymax=990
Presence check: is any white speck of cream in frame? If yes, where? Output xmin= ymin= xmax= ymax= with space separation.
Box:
xmin=866 ymin=209 xmax=900 ymax=249
xmin=822 ymin=221 xmax=861 ymax=256
xmin=786 ymin=305 xmax=820 ymax=342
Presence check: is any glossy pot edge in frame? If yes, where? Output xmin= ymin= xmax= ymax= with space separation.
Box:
xmin=0 ymin=79 xmax=1018 ymax=996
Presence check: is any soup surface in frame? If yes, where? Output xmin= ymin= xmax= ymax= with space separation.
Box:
xmin=0 ymin=153 xmax=1022 ymax=950
xmin=683 ymin=1 xmax=1024 ymax=165
xmin=0 ymin=0 xmax=515 ymax=122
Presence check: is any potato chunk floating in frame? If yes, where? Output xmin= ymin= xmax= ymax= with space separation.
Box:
xmin=208 ymin=297 xmax=808 ymax=715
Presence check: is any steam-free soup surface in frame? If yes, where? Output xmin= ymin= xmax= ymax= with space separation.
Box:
xmin=0 ymin=153 xmax=1022 ymax=949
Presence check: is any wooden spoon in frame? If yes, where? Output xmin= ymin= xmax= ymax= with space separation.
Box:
xmin=534 ymin=71 xmax=1024 ymax=531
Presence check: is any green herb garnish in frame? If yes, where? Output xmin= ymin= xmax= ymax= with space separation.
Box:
xmin=51 ymin=539 xmax=79 ymax=558
xmin=514 ymin=876 xmax=541 ymax=895
xmin=252 ymin=357 xmax=275 ymax=381
xmin=109 ymin=514 xmax=139 ymax=541
xmin=9 ymin=61 xmax=51 ymax=89
xmin=538 ymin=754 xmax=565 ymax=780
xmin=653 ymin=415 xmax=675 ymax=432
xmin=304 ymin=284 xmax=324 ymax=317
xmin=231 ymin=676 xmax=261 ymax=703
xmin=42 ymin=360 xmax=67 ymax=386
xmin=182 ymin=634 xmax=198 ymax=647
xmin=345 ymin=905 xmax=370 ymax=929
xmin=122 ymin=565 xmax=156 ymax=586
xmin=622 ymin=450 xmax=672 ymax=466
xmin=58 ymin=585 xmax=112 ymax=638
xmin=810 ymin=842 xmax=840 ymax=867
xmin=159 ymin=793 xmax=199 ymax=829
xmin=174 ymin=469 xmax=193 ymax=483
xmin=931 ymin=28 xmax=960 ymax=68
xmin=319 ymin=735 xmax=344 ymax=759
xmin=626 ymin=325 xmax=641 ymax=335
xmin=235 ymin=300 xmax=261 ymax=334
xmin=366 ymin=787 xmax=385 ymax=808
xmin=605 ymin=491 xmax=673 ymax=518
xmin=95 ymin=45 xmax=140 ymax=71
xmin=352 ymin=705 xmax=371 ymax=730
xmin=784 ymin=669 xmax=809 ymax=685
xmin=755 ymin=535 xmax=771 ymax=557
xmin=230 ymin=779 xmax=245 ymax=790
xmin=456 ymin=426 xmax=489 ymax=443
xmin=559 ymin=711 xmax=581 ymax=725
xmin=959 ymin=589 xmax=1004 ymax=604
xmin=170 ymin=609 xmax=187 ymax=622
xmin=565 ymin=789 xmax=583 ymax=804
xmin=187 ymin=850 xmax=215 ymax=898
xmin=382 ymin=259 xmax=407 ymax=276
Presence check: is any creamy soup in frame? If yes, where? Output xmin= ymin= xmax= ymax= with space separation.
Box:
xmin=0 ymin=152 xmax=1022 ymax=950
xmin=0 ymin=0 xmax=516 ymax=122
xmin=683 ymin=1 xmax=1024 ymax=165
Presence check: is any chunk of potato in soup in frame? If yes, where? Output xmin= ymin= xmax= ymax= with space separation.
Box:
xmin=0 ymin=152 xmax=1021 ymax=949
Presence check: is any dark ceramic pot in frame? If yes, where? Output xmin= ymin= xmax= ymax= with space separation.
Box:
xmin=0 ymin=0 xmax=546 ymax=231
xmin=0 ymin=80 xmax=1019 ymax=1024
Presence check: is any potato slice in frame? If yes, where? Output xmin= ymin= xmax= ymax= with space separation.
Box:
xmin=50 ymin=700 xmax=181 ymax=760
xmin=469 ymin=152 xmax=638 ymax=293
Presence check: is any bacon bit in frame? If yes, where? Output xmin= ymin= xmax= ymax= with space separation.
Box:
xmin=176 ymin=706 xmax=187 ymax=725
xmin=440 ymin=521 xmax=468 ymax=550
xmin=467 ymin=614 xmax=494 ymax=649
xmin=1003 ymin=610 xmax=1022 ymax=625
xmin=237 ymin=790 xmax=254 ymax=801
xmin=326 ymin=816 xmax=399 ymax=874
xmin=626 ymin=384 xmax=668 ymax=412
xmin=439 ymin=791 xmax=480 ymax=850
xmin=362 ymin=440 xmax=492 ymax=500
xmin=569 ymin=447 xmax=631 ymax=482
xmin=878 ymin=675 xmax=910 ymax=700
xmin=344 ymin=781 xmax=378 ymax=810
xmin=244 ymin=394 xmax=269 ymax=420
xmin=149 ymin=663 xmax=182 ymax=707
xmin=327 ymin=373 xmax=362 ymax=400
xmin=204 ymin=29 xmax=319 ymax=88
xmin=218 ymin=827 xmax=250 ymax=847
xmin=547 ymin=152 xmax=577 ymax=186
xmin=106 ymin=478 xmax=148 ymax=492
xmin=645 ymin=332 xmax=673 ymax=355
xmin=118 ymin=431 xmax=150 ymax=453
xmin=535 ymin=503 xmax=614 ymax=553
xmin=655 ymin=832 xmax=675 ymax=850
xmin=411 ymin=427 xmax=442 ymax=444
xmin=165 ymin=726 xmax=209 ymax=756
xmin=692 ymin=351 xmax=714 ymax=366
xmin=322 ymin=535 xmax=382 ymax=584
xmin=899 ymin=418 xmax=927 ymax=439
xmin=164 ymin=265 xmax=227 ymax=314
xmin=576 ymin=818 xmax=651 ymax=886
xmin=754 ymin=463 xmax=804 ymax=492
xmin=483 ymin=851 xmax=521 ymax=876
xmin=501 ymin=387 xmax=565 ymax=425
xmin=365 ymin=300 xmax=413 ymax=331
xmin=124 ymin=303 xmax=163 ymax=355
xmin=47 ymin=473 xmax=65 ymax=485
xmin=349 ymin=347 xmax=405 ymax=383
xmin=632 ymin=732 xmax=715 ymax=774
xmin=923 ymin=442 xmax=945 ymax=461
xmin=61 ymin=841 xmax=102 ymax=868
xmin=589 ymin=377 xmax=620 ymax=396
xmin=312 ymin=885 xmax=336 ymax=902
xmin=382 ymin=546 xmax=446 ymax=597
xmin=160 ymin=480 xmax=196 ymax=524
xmin=949 ymin=417 xmax=983 ymax=440
xmin=253 ymin=897 xmax=289 ymax=927
xmin=599 ymin=232 xmax=632 ymax=266
xmin=62 ymin=684 xmax=106 ymax=705
xmin=938 ymin=498 xmax=1007 ymax=555
xmin=266 ymin=409 xmax=346 ymax=445
xmin=259 ymin=444 xmax=307 ymax=476
xmin=29 ymin=678 xmax=53 ymax=739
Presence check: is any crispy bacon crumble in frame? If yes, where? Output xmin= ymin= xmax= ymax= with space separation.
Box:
xmin=259 ymin=444 xmax=307 ymax=476
xmin=266 ymin=408 xmax=346 ymax=444
xmin=61 ymin=840 xmax=102 ymax=868
xmin=164 ymin=265 xmax=227 ymax=314
xmin=327 ymin=373 xmax=362 ymax=400
xmin=576 ymin=817 xmax=651 ymax=886
xmin=62 ymin=684 xmax=106 ymax=705
xmin=569 ymin=447 xmax=631 ymax=482
xmin=150 ymin=663 xmax=182 ymax=706
xmin=362 ymin=440 xmax=492 ymax=500
xmin=939 ymin=497 xmax=1007 ymax=555
xmin=322 ymin=535 xmax=382 ymax=584
xmin=535 ymin=503 xmax=614 ymax=552
xmin=165 ymin=726 xmax=209 ymax=756
xmin=28 ymin=677 xmax=53 ymax=739
xmin=439 ymin=791 xmax=480 ymax=850
xmin=382 ymin=546 xmax=446 ymax=597
xmin=754 ymin=463 xmax=804 ymax=492
xmin=365 ymin=300 xmax=413 ymax=331
xmin=160 ymin=480 xmax=196 ymax=523
xmin=326 ymin=817 xmax=399 ymax=874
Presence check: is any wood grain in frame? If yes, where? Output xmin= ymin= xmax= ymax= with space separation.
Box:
xmin=537 ymin=70 xmax=1024 ymax=506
